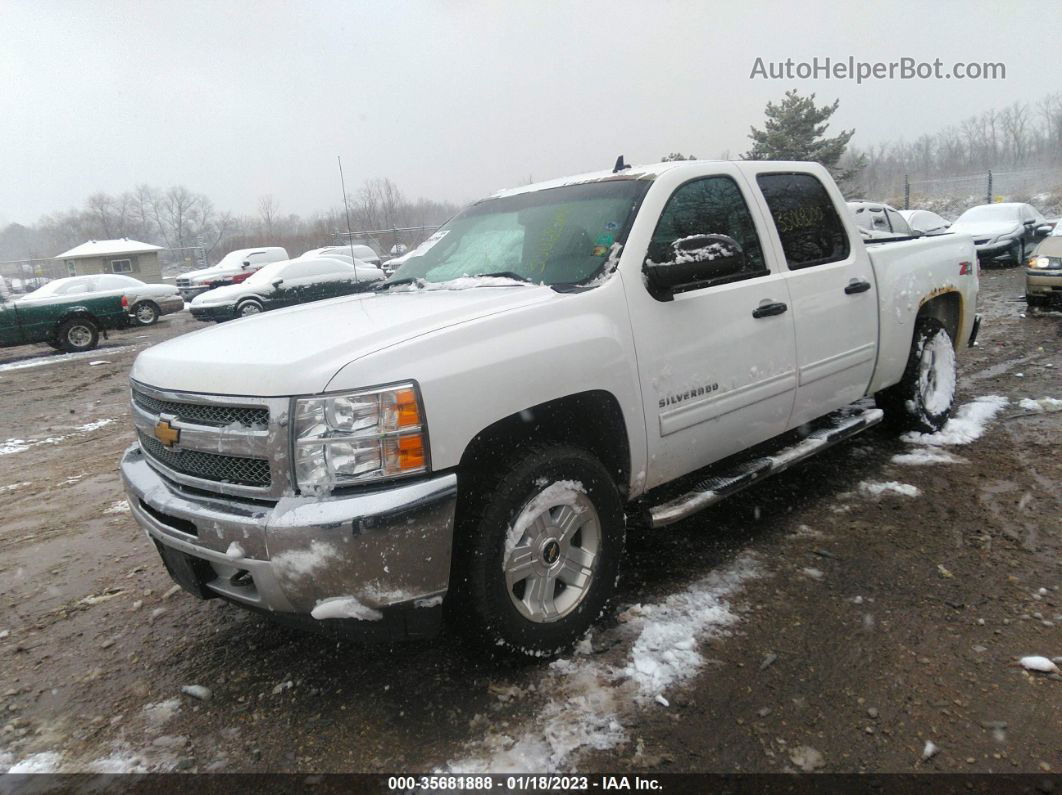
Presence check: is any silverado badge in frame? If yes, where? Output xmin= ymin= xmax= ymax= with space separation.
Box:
xmin=154 ymin=417 xmax=181 ymax=448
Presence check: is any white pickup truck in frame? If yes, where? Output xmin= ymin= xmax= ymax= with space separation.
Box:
xmin=120 ymin=160 xmax=980 ymax=655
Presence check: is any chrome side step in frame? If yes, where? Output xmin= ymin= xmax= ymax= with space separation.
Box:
xmin=648 ymin=405 xmax=883 ymax=528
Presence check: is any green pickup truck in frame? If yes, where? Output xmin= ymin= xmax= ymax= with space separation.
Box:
xmin=0 ymin=283 xmax=129 ymax=353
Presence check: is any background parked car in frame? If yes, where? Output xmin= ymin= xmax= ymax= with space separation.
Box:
xmin=189 ymin=256 xmax=384 ymax=321
xmin=898 ymin=209 xmax=951 ymax=236
xmin=949 ymin=202 xmax=1048 ymax=265
xmin=176 ymin=247 xmax=289 ymax=301
xmin=18 ymin=274 xmax=183 ymax=326
xmin=1026 ymin=221 xmax=1062 ymax=308
xmin=1 ymin=284 xmax=127 ymax=352
xmin=847 ymin=201 xmax=917 ymax=237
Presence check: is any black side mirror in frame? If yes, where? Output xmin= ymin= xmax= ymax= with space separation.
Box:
xmin=272 ymin=279 xmax=284 ymax=288
xmin=242 ymin=261 xmax=252 ymax=270
xmin=645 ymin=234 xmax=746 ymax=300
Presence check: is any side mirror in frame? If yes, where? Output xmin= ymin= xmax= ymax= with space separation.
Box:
xmin=272 ymin=279 xmax=284 ymax=288
xmin=1035 ymin=224 xmax=1051 ymax=236
xmin=645 ymin=234 xmax=746 ymax=299
xmin=242 ymin=261 xmax=252 ymax=270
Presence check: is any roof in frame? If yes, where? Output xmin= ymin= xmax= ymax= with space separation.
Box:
xmin=489 ymin=160 xmax=698 ymax=199
xmin=54 ymin=238 xmax=163 ymax=260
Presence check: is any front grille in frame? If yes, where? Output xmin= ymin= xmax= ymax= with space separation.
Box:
xmin=132 ymin=388 xmax=269 ymax=428
xmin=176 ymin=278 xmax=191 ymax=287
xmin=139 ymin=431 xmax=271 ymax=487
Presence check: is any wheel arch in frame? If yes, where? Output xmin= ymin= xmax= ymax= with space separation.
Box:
xmin=457 ymin=390 xmax=632 ymax=497
xmin=916 ymin=289 xmax=963 ymax=349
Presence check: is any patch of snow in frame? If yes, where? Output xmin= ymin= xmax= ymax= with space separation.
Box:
xmin=0 ymin=440 xmax=29 ymax=456
xmin=446 ymin=553 xmax=761 ymax=773
xmin=891 ymin=448 xmax=967 ymax=465
xmin=922 ymin=740 xmax=939 ymax=760
xmin=180 ymin=685 xmax=211 ymax=701
xmin=271 ymin=540 xmax=339 ymax=580
xmin=0 ymin=346 xmax=132 ymax=373
xmin=7 ymin=751 xmax=63 ymax=773
xmin=414 ymin=595 xmax=444 ymax=609
xmin=0 ymin=481 xmax=31 ymax=492
xmin=104 ymin=499 xmax=130 ymax=515
xmin=87 ymin=752 xmax=149 ymax=773
xmin=901 ymin=395 xmax=1008 ymax=446
xmin=504 ymin=480 xmax=586 ymax=560
xmin=143 ymin=699 xmax=181 ymax=730
xmin=310 ymin=596 xmax=383 ymax=621
xmin=1019 ymin=655 xmax=1060 ymax=674
xmin=76 ymin=418 xmax=114 ymax=433
xmin=1019 ymin=397 xmax=1062 ymax=413
xmin=88 ymin=360 xmax=110 ymax=366
xmin=801 ymin=567 xmax=824 ymax=580
xmin=859 ymin=480 xmax=921 ymax=498
xmin=224 ymin=542 xmax=245 ymax=559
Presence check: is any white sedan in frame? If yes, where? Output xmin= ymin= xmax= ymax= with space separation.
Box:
xmin=898 ymin=209 xmax=951 ymax=236
xmin=18 ymin=274 xmax=183 ymax=326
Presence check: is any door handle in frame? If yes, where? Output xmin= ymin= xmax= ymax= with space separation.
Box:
xmin=752 ymin=302 xmax=788 ymax=318
xmin=845 ymin=279 xmax=872 ymax=294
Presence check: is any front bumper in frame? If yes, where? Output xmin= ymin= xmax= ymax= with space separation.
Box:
xmin=188 ymin=304 xmax=236 ymax=322
xmin=1026 ymin=269 xmax=1062 ymax=300
xmin=120 ymin=443 xmax=457 ymax=637
xmin=178 ymin=285 xmax=213 ymax=301
xmin=973 ymin=239 xmax=1016 ymax=258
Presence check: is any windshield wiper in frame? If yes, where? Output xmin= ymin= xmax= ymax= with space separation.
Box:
xmin=373 ymin=277 xmax=421 ymax=291
xmin=464 ymin=271 xmax=532 ymax=283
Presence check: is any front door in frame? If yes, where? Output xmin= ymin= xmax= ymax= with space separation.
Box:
xmin=625 ymin=172 xmax=798 ymax=489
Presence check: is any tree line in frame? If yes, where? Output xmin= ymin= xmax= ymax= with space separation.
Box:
xmin=0 ymin=177 xmax=462 ymax=264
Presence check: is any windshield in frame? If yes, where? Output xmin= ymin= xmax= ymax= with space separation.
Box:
xmin=385 ymin=179 xmax=649 ymax=287
xmin=956 ymin=205 xmax=1019 ymax=224
xmin=22 ymin=278 xmax=87 ymax=298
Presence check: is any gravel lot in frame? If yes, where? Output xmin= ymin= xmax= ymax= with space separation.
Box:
xmin=0 ymin=268 xmax=1059 ymax=774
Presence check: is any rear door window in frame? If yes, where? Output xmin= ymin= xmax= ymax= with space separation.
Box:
xmin=757 ymin=173 xmax=850 ymax=269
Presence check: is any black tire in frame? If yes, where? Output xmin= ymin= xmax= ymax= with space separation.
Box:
xmin=56 ymin=317 xmax=99 ymax=353
xmin=1011 ymin=239 xmax=1025 ymax=267
xmin=1025 ymin=295 xmax=1045 ymax=310
xmin=236 ymin=300 xmax=263 ymax=318
xmin=876 ymin=318 xmax=956 ymax=433
xmin=131 ymin=301 xmax=160 ymax=326
xmin=452 ymin=443 xmax=625 ymax=657
xmin=46 ymin=341 xmax=62 ymax=350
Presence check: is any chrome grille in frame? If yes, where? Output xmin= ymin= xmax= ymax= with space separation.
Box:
xmin=176 ymin=278 xmax=191 ymax=287
xmin=138 ymin=431 xmax=271 ymax=487
xmin=132 ymin=388 xmax=268 ymax=428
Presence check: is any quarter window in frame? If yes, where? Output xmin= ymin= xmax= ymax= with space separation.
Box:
xmin=646 ymin=176 xmax=766 ymax=279
xmin=757 ymin=173 xmax=850 ymax=268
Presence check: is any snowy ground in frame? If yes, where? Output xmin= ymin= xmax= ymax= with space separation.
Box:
xmin=0 ymin=269 xmax=1059 ymax=774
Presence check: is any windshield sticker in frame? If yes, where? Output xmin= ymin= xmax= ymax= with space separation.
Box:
xmin=605 ymin=221 xmax=619 ymax=231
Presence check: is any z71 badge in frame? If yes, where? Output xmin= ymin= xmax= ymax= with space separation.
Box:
xmin=659 ymin=383 xmax=719 ymax=408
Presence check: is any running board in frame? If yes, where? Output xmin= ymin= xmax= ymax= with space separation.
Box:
xmin=648 ymin=406 xmax=883 ymax=528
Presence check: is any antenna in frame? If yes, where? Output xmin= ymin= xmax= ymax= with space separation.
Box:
xmin=613 ymin=155 xmax=630 ymax=173
xmin=337 ymin=155 xmax=359 ymax=284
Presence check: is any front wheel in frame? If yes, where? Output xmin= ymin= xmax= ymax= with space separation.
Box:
xmin=1011 ymin=239 xmax=1025 ymax=267
xmin=453 ymin=444 xmax=625 ymax=657
xmin=132 ymin=301 xmax=160 ymax=326
xmin=56 ymin=317 xmax=100 ymax=353
xmin=236 ymin=300 xmax=263 ymax=318
xmin=876 ymin=318 xmax=956 ymax=433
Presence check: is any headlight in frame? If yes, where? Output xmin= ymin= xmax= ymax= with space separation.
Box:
xmin=293 ymin=383 xmax=428 ymax=493
xmin=1030 ymin=256 xmax=1061 ymax=269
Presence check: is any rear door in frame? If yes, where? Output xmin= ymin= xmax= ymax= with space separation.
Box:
xmin=625 ymin=167 xmax=798 ymax=488
xmin=752 ymin=170 xmax=878 ymax=428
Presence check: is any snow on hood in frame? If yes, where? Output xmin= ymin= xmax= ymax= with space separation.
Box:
xmin=948 ymin=220 xmax=1021 ymax=238
xmin=133 ymin=286 xmax=553 ymax=396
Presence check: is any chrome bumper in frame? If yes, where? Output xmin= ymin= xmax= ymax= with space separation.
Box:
xmin=120 ymin=444 xmax=457 ymax=625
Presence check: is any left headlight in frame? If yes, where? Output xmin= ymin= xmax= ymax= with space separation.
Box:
xmin=1030 ymin=256 xmax=1061 ymax=269
xmin=293 ymin=382 xmax=428 ymax=493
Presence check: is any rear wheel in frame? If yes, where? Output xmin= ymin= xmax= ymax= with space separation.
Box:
xmin=132 ymin=301 xmax=160 ymax=326
xmin=453 ymin=444 xmax=625 ymax=657
xmin=876 ymin=318 xmax=956 ymax=433
xmin=236 ymin=300 xmax=263 ymax=318
xmin=56 ymin=317 xmax=99 ymax=353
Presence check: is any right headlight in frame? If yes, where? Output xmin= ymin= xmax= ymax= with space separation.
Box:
xmin=292 ymin=382 xmax=428 ymax=494
xmin=1030 ymin=256 xmax=1061 ymax=270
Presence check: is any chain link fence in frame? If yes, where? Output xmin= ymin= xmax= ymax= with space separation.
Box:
xmin=879 ymin=166 xmax=1062 ymax=218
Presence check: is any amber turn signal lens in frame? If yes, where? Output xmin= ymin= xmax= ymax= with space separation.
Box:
xmin=394 ymin=388 xmax=421 ymax=429
xmin=398 ymin=434 xmax=425 ymax=471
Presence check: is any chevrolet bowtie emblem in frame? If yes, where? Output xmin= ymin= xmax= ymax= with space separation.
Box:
xmin=154 ymin=417 xmax=181 ymax=448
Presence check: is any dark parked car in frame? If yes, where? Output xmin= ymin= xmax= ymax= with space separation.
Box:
xmin=950 ymin=202 xmax=1048 ymax=265
xmin=188 ymin=256 xmax=384 ymax=321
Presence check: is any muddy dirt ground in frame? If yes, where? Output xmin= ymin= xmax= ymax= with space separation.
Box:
xmin=0 ymin=268 xmax=1059 ymax=775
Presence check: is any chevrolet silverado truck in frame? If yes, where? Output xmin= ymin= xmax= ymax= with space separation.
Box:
xmin=120 ymin=160 xmax=980 ymax=656
xmin=1 ymin=282 xmax=128 ymax=352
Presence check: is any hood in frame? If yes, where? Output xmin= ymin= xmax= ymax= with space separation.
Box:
xmin=190 ymin=282 xmax=259 ymax=306
xmin=133 ymin=285 xmax=553 ymax=396
xmin=1033 ymin=237 xmax=1062 ymax=258
xmin=949 ymin=220 xmax=1021 ymax=239
xmin=179 ymin=264 xmax=246 ymax=284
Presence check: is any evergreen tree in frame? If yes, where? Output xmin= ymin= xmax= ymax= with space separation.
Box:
xmin=660 ymin=152 xmax=697 ymax=162
xmin=744 ymin=90 xmax=865 ymax=189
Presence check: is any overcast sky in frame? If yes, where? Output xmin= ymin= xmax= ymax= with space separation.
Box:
xmin=0 ymin=0 xmax=1057 ymax=225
